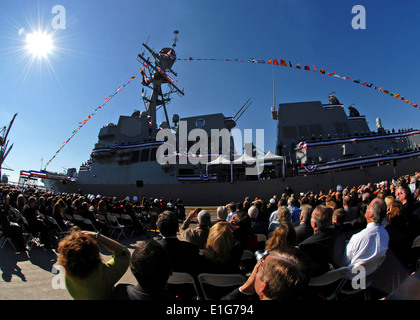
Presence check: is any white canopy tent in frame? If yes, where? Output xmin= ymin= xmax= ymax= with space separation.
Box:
xmin=258 ymin=150 xmax=285 ymax=178
xmin=206 ymin=155 xmax=233 ymax=182
xmin=232 ymin=153 xmax=257 ymax=165
xmin=207 ymin=155 xmax=232 ymax=165
xmin=205 ymin=151 xmax=285 ymax=182
xmin=260 ymin=150 xmax=283 ymax=162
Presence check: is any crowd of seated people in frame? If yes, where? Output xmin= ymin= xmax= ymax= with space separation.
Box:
xmin=0 ymin=187 xmax=185 ymax=251
xmin=172 ymin=172 xmax=420 ymax=300
xmin=1 ymin=171 xmax=420 ymax=300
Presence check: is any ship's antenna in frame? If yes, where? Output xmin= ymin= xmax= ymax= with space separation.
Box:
xmin=233 ymin=98 xmax=251 ymax=119
xmin=236 ymin=101 xmax=252 ymax=121
xmin=172 ymin=30 xmax=179 ymax=48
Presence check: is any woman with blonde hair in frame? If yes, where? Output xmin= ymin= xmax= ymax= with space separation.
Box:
xmin=16 ymin=194 xmax=26 ymax=213
xmin=268 ymin=206 xmax=291 ymax=233
xmin=384 ymin=195 xmax=395 ymax=209
xmin=57 ymin=226 xmax=130 ymax=300
xmin=97 ymin=199 xmax=107 ymax=214
xmin=72 ymin=198 xmax=82 ymax=216
xmin=52 ymin=202 xmax=68 ymax=230
xmin=265 ymin=222 xmax=297 ymax=251
xmin=201 ymin=222 xmax=242 ymax=273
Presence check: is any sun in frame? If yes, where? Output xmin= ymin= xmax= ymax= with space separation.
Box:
xmin=25 ymin=31 xmax=54 ymax=58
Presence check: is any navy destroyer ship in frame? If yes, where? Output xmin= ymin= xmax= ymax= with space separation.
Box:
xmin=22 ymin=34 xmax=420 ymax=205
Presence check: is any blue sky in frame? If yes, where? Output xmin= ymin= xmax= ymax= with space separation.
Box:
xmin=1 ymin=0 xmax=420 ymax=184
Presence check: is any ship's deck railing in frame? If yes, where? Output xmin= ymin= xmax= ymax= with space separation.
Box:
xmin=294 ymin=128 xmax=419 ymax=151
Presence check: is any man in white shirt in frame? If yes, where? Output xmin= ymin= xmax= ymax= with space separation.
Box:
xmin=342 ymin=197 xmax=389 ymax=267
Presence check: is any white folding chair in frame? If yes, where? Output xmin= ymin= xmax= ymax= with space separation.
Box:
xmin=241 ymin=250 xmax=254 ymax=261
xmin=64 ymin=214 xmax=74 ymax=223
xmin=340 ymin=255 xmax=387 ymax=300
xmin=167 ymin=272 xmax=201 ymax=300
xmin=95 ymin=214 xmax=112 ymax=236
xmin=255 ymin=233 xmax=267 ymax=244
xmin=0 ymin=237 xmax=17 ymax=251
xmin=121 ymin=214 xmax=135 ymax=237
xmin=20 ymin=216 xmax=41 ymax=250
xmin=112 ymin=213 xmax=123 ymax=222
xmin=10 ymin=207 xmax=24 ymax=222
xmin=411 ymin=235 xmax=420 ymax=271
xmin=72 ymin=214 xmax=85 ymax=228
xmin=0 ymin=227 xmax=17 ymax=251
xmin=95 ymin=214 xmax=108 ymax=225
xmin=412 ymin=235 xmax=420 ymax=248
xmin=37 ymin=212 xmax=47 ymax=220
xmin=83 ymin=218 xmax=99 ymax=232
xmin=198 ymin=273 xmax=246 ymax=300
xmin=309 ymin=266 xmax=351 ymax=300
xmin=106 ymin=214 xmax=126 ymax=240
xmin=45 ymin=216 xmax=69 ymax=239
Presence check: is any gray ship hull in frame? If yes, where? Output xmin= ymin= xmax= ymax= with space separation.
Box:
xmin=42 ymin=156 xmax=420 ymax=206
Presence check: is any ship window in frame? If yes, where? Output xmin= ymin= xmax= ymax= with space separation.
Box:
xmin=283 ymin=126 xmax=297 ymax=139
xmin=131 ymin=150 xmax=140 ymax=163
xmin=140 ymin=148 xmax=150 ymax=162
xmin=150 ymin=148 xmax=157 ymax=161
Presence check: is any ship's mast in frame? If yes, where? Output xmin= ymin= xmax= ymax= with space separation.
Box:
xmin=137 ymin=30 xmax=184 ymax=138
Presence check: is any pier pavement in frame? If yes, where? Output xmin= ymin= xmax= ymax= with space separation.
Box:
xmin=0 ymin=208 xmax=218 ymax=300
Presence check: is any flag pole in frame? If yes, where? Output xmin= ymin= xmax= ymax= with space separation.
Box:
xmin=272 ymin=63 xmax=276 ymax=112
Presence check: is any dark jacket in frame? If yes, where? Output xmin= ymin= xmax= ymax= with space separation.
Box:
xmin=295 ymin=223 xmax=314 ymax=244
xmin=157 ymin=237 xmax=202 ymax=276
xmin=299 ymin=228 xmax=346 ymax=277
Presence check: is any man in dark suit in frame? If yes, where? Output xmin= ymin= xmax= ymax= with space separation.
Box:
xmin=397 ymin=185 xmax=420 ymax=249
xmin=298 ymin=205 xmax=346 ymax=277
xmin=113 ymin=239 xmax=176 ymax=300
xmin=397 ymin=185 xmax=420 ymax=215
xmin=342 ymin=196 xmax=358 ymax=222
xmin=156 ymin=211 xmax=203 ymax=299
xmin=156 ymin=211 xmax=202 ymax=276
xmin=294 ymin=204 xmax=314 ymax=244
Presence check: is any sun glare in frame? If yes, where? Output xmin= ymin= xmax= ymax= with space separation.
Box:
xmin=25 ymin=31 xmax=54 ymax=58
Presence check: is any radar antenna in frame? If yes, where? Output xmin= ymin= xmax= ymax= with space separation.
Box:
xmin=328 ymin=92 xmax=341 ymax=105
xmin=137 ymin=31 xmax=184 ymax=135
xmin=348 ymin=103 xmax=360 ymax=117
